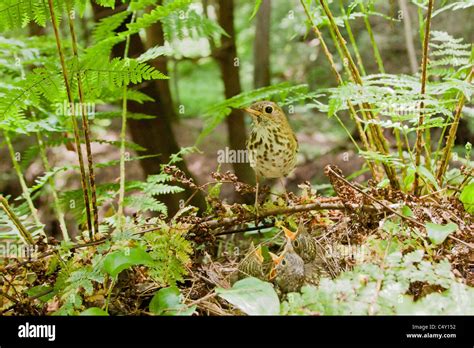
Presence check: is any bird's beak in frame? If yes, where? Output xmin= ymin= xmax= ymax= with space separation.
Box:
xmin=268 ymin=252 xmax=282 ymax=280
xmin=282 ymin=226 xmax=297 ymax=241
xmin=269 ymin=267 xmax=277 ymax=280
xmin=243 ymin=107 xmax=262 ymax=118
xmin=255 ymin=246 xmax=264 ymax=263
xmin=270 ymin=252 xmax=284 ymax=265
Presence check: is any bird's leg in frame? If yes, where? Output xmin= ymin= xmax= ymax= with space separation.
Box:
xmin=254 ymin=173 xmax=260 ymax=222
xmin=279 ymin=178 xmax=290 ymax=204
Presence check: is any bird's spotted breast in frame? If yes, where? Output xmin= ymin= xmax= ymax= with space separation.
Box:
xmin=247 ymin=125 xmax=297 ymax=178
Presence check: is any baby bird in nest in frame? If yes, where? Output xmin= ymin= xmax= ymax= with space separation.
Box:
xmin=237 ymin=242 xmax=270 ymax=281
xmin=284 ymin=221 xmax=331 ymax=285
xmin=269 ymin=236 xmax=305 ymax=293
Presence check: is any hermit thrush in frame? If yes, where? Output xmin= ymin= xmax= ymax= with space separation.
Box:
xmin=237 ymin=242 xmax=266 ymax=280
xmin=243 ymin=101 xmax=298 ymax=213
xmin=283 ymin=222 xmax=329 ymax=286
xmin=283 ymin=221 xmax=323 ymax=263
xmin=269 ymin=236 xmax=305 ymax=293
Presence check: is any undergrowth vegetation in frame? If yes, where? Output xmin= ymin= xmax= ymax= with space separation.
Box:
xmin=0 ymin=0 xmax=473 ymax=316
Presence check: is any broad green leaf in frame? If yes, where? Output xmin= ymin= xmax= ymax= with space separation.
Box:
xmin=459 ymin=183 xmax=474 ymax=214
xmin=149 ymin=286 xmax=195 ymax=316
xmin=401 ymin=205 xmax=414 ymax=217
xmin=103 ymin=246 xmax=154 ymax=278
xmin=80 ymin=307 xmax=109 ymax=316
xmin=216 ymin=277 xmax=280 ymax=315
xmin=426 ymin=222 xmax=458 ymax=245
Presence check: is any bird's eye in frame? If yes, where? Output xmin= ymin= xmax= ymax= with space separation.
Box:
xmin=293 ymin=240 xmax=299 ymax=248
xmin=264 ymin=106 xmax=273 ymax=114
xmin=281 ymin=259 xmax=287 ymax=266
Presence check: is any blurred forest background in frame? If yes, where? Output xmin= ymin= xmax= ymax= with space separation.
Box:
xmin=1 ymin=0 xmax=473 ymax=316
xmin=1 ymin=0 xmax=472 ymax=237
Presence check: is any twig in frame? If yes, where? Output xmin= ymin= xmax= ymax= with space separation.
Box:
xmin=0 ymin=195 xmax=34 ymax=245
xmin=214 ymin=221 xmax=276 ymax=236
xmin=67 ymin=7 xmax=99 ymax=238
xmin=339 ymin=0 xmax=366 ymax=76
xmin=326 ymin=166 xmax=423 ymax=227
xmin=117 ymin=11 xmax=137 ymax=232
xmin=326 ymin=166 xmax=474 ymax=249
xmin=359 ymin=2 xmax=385 ymax=73
xmin=317 ymin=0 xmax=400 ymax=189
xmin=186 ymin=291 xmax=216 ymax=308
xmin=47 ymin=0 xmax=94 ymax=236
xmin=436 ymin=67 xmax=474 ymax=184
xmin=413 ymin=0 xmax=434 ymax=196
xmin=3 ymin=132 xmax=42 ymax=229
xmin=300 ymin=0 xmax=377 ymax=179
xmin=199 ymin=201 xmax=376 ymax=232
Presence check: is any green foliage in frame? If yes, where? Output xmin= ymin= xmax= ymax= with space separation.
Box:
xmin=149 ymin=286 xmax=195 ymax=315
xmin=103 ymin=246 xmax=154 ymax=278
xmin=0 ymin=198 xmax=43 ymax=245
xmin=217 ymin=277 xmax=280 ymax=315
xmin=145 ymin=225 xmax=193 ymax=286
xmin=197 ymin=83 xmax=312 ymax=143
xmin=125 ymin=173 xmax=184 ymax=216
xmin=429 ymin=31 xmax=472 ymax=77
xmin=281 ymin=250 xmax=472 ymax=315
xmin=124 ymin=0 xmax=193 ymax=36
xmin=0 ymin=0 xmax=52 ymax=31
xmin=80 ymin=307 xmax=109 ymax=316
xmin=54 ymin=258 xmax=105 ymax=315
xmin=460 ymin=183 xmax=474 ymax=214
xmin=161 ymin=5 xmax=227 ymax=43
xmin=426 ymin=222 xmax=458 ymax=245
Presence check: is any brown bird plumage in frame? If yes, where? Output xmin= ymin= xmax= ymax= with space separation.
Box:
xmin=269 ymin=237 xmax=305 ymax=293
xmin=238 ymin=242 xmax=266 ymax=280
xmin=244 ymin=101 xmax=298 ymax=179
xmin=283 ymin=222 xmax=330 ymax=286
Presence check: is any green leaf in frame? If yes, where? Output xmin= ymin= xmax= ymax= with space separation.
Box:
xmin=103 ymin=246 xmax=154 ymax=278
xmin=25 ymin=285 xmax=54 ymax=302
xmin=401 ymin=205 xmax=414 ymax=218
xmin=149 ymin=286 xmax=195 ymax=316
xmin=418 ymin=166 xmax=441 ymax=190
xmin=80 ymin=307 xmax=109 ymax=316
xmin=426 ymin=222 xmax=458 ymax=245
xmin=459 ymin=183 xmax=474 ymax=214
xmin=216 ymin=277 xmax=280 ymax=315
xmin=249 ymin=0 xmax=263 ymax=21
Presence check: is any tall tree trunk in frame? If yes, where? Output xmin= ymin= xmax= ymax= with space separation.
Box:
xmin=215 ymin=0 xmax=255 ymax=186
xmin=253 ymin=0 xmax=271 ymax=88
xmin=92 ymin=4 xmax=205 ymax=214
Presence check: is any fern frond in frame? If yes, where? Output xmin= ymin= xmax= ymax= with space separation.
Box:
xmin=198 ymin=83 xmax=309 ymax=143
xmin=161 ymin=6 xmax=227 ymax=43
xmin=123 ymin=0 xmax=192 ymax=36
xmin=78 ymin=57 xmax=168 ymax=89
xmin=92 ymin=10 xmax=130 ymax=43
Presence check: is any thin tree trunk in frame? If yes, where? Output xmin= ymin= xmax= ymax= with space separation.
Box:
xmin=215 ymin=0 xmax=255 ymax=186
xmin=253 ymin=0 xmax=271 ymax=88
xmin=92 ymin=4 xmax=205 ymax=214
xmin=398 ymin=0 xmax=418 ymax=74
